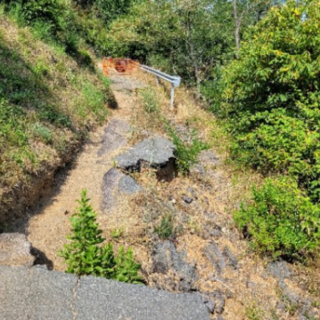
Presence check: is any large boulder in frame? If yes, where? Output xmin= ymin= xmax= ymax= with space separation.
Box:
xmin=0 ymin=233 xmax=35 ymax=267
xmin=115 ymin=136 xmax=176 ymax=179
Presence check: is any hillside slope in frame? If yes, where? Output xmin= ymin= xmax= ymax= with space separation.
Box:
xmin=0 ymin=15 xmax=111 ymax=226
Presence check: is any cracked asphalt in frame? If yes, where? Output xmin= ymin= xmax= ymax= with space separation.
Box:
xmin=0 ymin=266 xmax=209 ymax=320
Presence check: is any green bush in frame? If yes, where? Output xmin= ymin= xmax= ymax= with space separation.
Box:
xmin=165 ymin=121 xmax=209 ymax=175
xmin=217 ymin=0 xmax=320 ymax=201
xmin=59 ymin=190 xmax=143 ymax=284
xmin=3 ymin=0 xmax=79 ymax=51
xmin=235 ymin=177 xmax=320 ymax=259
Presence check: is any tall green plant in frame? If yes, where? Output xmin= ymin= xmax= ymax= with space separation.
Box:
xmin=59 ymin=190 xmax=142 ymax=283
xmin=218 ymin=0 xmax=320 ymax=200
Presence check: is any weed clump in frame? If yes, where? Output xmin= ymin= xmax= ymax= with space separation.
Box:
xmin=59 ymin=189 xmax=143 ymax=284
xmin=139 ymin=88 xmax=160 ymax=114
xmin=165 ymin=121 xmax=209 ymax=175
xmin=154 ymin=213 xmax=176 ymax=240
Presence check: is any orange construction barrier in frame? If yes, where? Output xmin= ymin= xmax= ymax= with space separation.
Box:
xmin=102 ymin=58 xmax=140 ymax=75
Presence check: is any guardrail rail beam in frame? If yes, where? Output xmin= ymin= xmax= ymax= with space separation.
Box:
xmin=140 ymin=65 xmax=181 ymax=110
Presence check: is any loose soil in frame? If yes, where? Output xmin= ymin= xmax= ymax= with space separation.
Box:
xmin=25 ymin=70 xmax=320 ymax=320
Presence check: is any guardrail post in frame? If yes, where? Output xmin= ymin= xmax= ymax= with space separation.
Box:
xmin=170 ymin=84 xmax=175 ymax=110
xmin=156 ymin=76 xmax=159 ymax=86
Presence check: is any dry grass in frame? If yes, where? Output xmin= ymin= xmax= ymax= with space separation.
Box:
xmin=0 ymin=16 xmax=111 ymax=223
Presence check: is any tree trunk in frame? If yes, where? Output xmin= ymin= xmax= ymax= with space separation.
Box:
xmin=233 ymin=0 xmax=240 ymax=58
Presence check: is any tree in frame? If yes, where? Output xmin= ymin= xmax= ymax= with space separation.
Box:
xmin=219 ymin=0 xmax=320 ymax=201
xmin=232 ymin=0 xmax=277 ymax=56
xmin=105 ymin=0 xmax=234 ymax=94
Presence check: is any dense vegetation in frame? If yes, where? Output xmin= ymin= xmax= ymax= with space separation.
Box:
xmin=1 ymin=0 xmax=320 ymax=261
xmin=0 ymin=0 xmax=111 ymax=223
xmin=218 ymin=0 xmax=320 ymax=259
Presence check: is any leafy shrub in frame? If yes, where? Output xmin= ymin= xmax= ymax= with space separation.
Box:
xmin=3 ymin=0 xmax=78 ymax=50
xmin=218 ymin=0 xmax=320 ymax=201
xmin=59 ymin=190 xmax=143 ymax=284
xmin=165 ymin=121 xmax=209 ymax=175
xmin=235 ymin=177 xmax=320 ymax=259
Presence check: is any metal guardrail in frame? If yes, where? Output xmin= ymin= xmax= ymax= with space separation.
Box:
xmin=140 ymin=65 xmax=181 ymax=110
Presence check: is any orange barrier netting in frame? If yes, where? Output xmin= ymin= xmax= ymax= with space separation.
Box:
xmin=102 ymin=58 xmax=140 ymax=75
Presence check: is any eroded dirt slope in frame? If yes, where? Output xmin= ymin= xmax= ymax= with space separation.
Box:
xmin=26 ymin=70 xmax=320 ymax=320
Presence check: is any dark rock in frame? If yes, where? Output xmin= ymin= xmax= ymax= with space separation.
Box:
xmin=182 ymin=195 xmax=193 ymax=204
xmin=202 ymin=295 xmax=216 ymax=314
xmin=152 ymin=240 xmax=197 ymax=292
xmin=102 ymin=168 xmax=142 ymax=212
xmin=203 ymin=241 xmax=226 ymax=275
xmin=118 ymin=175 xmax=142 ymax=194
xmin=223 ymin=247 xmax=238 ymax=269
xmin=267 ymin=260 xmax=291 ymax=280
xmin=211 ymin=291 xmax=225 ymax=314
xmin=30 ymin=247 xmax=54 ymax=270
xmin=115 ymin=136 xmax=175 ymax=175
xmin=0 ymin=233 xmax=35 ymax=267
xmin=97 ymin=119 xmax=130 ymax=157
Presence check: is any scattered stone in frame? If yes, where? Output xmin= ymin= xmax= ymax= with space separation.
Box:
xmin=199 ymin=150 xmax=219 ymax=166
xmin=202 ymin=295 xmax=216 ymax=314
xmin=118 ymin=174 xmax=142 ymax=194
xmin=97 ymin=118 xmax=131 ymax=157
xmin=211 ymin=291 xmax=225 ymax=314
xmin=267 ymin=260 xmax=291 ymax=280
xmin=115 ymin=136 xmax=175 ymax=176
xmin=210 ymin=227 xmax=223 ymax=238
xmin=182 ymin=195 xmax=193 ymax=204
xmin=152 ymin=240 xmax=197 ymax=292
xmin=278 ymin=280 xmax=319 ymax=319
xmin=102 ymin=168 xmax=142 ymax=211
xmin=190 ymin=163 xmax=206 ymax=176
xmin=203 ymin=241 xmax=226 ymax=275
xmin=223 ymin=247 xmax=238 ymax=269
xmin=187 ymin=187 xmax=198 ymax=199
xmin=202 ymin=291 xmax=225 ymax=315
xmin=0 ymin=233 xmax=35 ymax=267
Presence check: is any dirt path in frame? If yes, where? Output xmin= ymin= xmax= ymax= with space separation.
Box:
xmin=27 ymin=76 xmax=137 ymax=271
xmin=26 ymin=71 xmax=320 ymax=320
